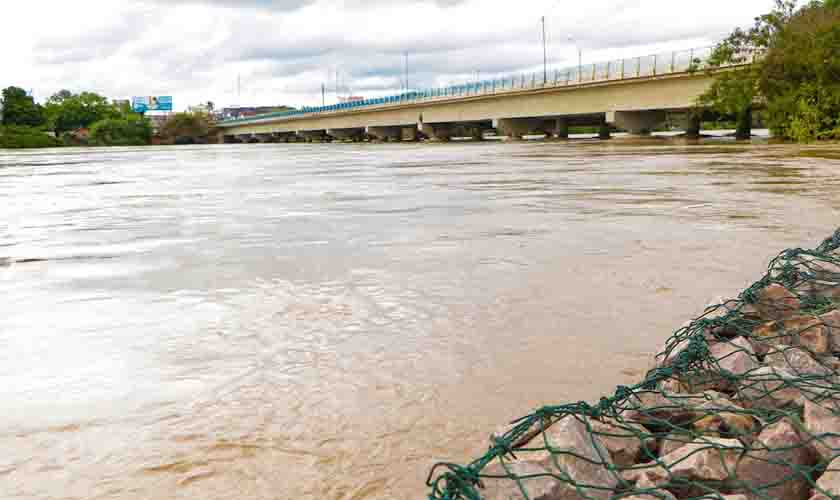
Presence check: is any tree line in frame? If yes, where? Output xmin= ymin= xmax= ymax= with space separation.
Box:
xmin=0 ymin=87 xmax=213 ymax=149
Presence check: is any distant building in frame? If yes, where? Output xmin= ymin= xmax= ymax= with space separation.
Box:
xmin=338 ymin=96 xmax=364 ymax=103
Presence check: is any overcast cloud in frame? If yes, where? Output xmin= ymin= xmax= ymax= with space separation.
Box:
xmin=2 ymin=0 xmax=778 ymax=110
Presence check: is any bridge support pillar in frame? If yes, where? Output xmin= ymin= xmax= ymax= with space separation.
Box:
xmin=366 ymin=126 xmax=403 ymax=142
xmin=419 ymin=123 xmax=454 ymax=142
xmin=327 ymin=128 xmax=365 ymax=142
xmin=273 ymin=132 xmax=297 ymax=143
xmin=684 ymin=113 xmax=702 ymax=139
xmin=735 ymin=107 xmax=752 ymax=140
xmin=598 ymin=116 xmax=611 ymax=140
xmin=401 ymin=127 xmax=419 ymax=142
xmin=494 ymin=118 xmax=548 ymax=140
xmin=606 ymin=110 xmax=666 ymax=136
xmin=554 ymin=118 xmax=569 ymax=140
xmin=297 ymin=130 xmax=329 ymax=143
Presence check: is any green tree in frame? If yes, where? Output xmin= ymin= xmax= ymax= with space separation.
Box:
xmin=159 ymin=112 xmax=210 ymax=144
xmin=0 ymin=125 xmax=60 ymax=149
xmin=700 ymin=0 xmax=840 ymax=141
xmin=44 ymin=90 xmax=119 ymax=134
xmin=90 ymin=115 xmax=152 ymax=146
xmin=1 ymin=86 xmax=46 ymax=127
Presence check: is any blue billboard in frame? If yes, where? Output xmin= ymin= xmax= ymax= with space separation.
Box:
xmin=132 ymin=96 xmax=173 ymax=113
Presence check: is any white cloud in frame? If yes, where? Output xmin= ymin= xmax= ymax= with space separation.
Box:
xmin=0 ymin=0 xmax=778 ymax=110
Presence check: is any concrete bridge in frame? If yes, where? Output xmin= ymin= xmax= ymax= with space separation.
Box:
xmin=218 ymin=47 xmax=741 ymax=143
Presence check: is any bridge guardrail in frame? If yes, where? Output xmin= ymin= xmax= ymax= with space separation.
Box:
xmin=220 ymin=45 xmax=732 ymax=127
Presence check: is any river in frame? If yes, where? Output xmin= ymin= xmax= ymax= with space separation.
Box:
xmin=1 ymin=140 xmax=839 ymax=499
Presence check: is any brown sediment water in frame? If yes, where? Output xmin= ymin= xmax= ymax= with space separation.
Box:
xmin=0 ymin=140 xmax=839 ymax=500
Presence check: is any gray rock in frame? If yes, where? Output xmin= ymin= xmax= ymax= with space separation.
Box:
xmin=479 ymin=461 xmax=567 ymax=500
xmin=737 ymin=419 xmax=816 ymax=500
xmin=622 ymin=437 xmax=744 ymax=486
xmin=764 ymin=344 xmax=834 ymax=377
xmin=735 ymin=366 xmax=804 ymax=410
xmin=821 ymin=310 xmax=840 ymax=352
xmin=481 ymin=415 xmax=618 ymax=500
xmin=808 ymin=456 xmax=840 ymax=500
xmin=803 ymin=397 xmax=840 ymax=463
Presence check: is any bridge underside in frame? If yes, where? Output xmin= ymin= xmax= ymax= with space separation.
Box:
xmin=219 ymin=72 xmax=725 ymax=142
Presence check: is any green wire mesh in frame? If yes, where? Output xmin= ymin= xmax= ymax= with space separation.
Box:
xmin=427 ymin=228 xmax=840 ymax=500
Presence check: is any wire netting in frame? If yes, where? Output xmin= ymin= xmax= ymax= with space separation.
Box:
xmin=427 ymin=228 xmax=840 ymax=500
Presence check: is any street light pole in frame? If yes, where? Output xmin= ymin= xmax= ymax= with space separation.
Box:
xmin=568 ymin=35 xmax=582 ymax=81
xmin=541 ymin=16 xmax=548 ymax=84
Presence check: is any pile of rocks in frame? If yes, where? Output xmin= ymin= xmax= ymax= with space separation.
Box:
xmin=478 ymin=257 xmax=840 ymax=500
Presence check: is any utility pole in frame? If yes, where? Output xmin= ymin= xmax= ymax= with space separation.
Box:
xmin=321 ymin=83 xmax=325 ymax=106
xmin=404 ymin=52 xmax=409 ymax=92
xmin=541 ymin=16 xmax=548 ymax=84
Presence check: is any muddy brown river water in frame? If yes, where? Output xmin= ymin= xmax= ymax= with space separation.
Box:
xmin=1 ymin=140 xmax=839 ymax=500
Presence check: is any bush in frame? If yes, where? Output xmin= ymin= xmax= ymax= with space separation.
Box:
xmin=159 ymin=112 xmax=210 ymax=144
xmin=0 ymin=125 xmax=61 ymax=149
xmin=89 ymin=117 xmax=152 ymax=146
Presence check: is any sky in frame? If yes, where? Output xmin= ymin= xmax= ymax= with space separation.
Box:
xmin=2 ymin=0 xmax=779 ymax=111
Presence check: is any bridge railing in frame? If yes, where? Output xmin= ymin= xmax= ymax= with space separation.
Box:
xmin=220 ymin=45 xmax=728 ymax=126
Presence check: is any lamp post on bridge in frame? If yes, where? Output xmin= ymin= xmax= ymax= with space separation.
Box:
xmin=568 ymin=35 xmax=582 ymax=81
xmin=541 ymin=16 xmax=548 ymax=85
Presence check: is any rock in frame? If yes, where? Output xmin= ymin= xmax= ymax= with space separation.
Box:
xmin=764 ymin=344 xmax=834 ymax=377
xmin=588 ymin=418 xmax=647 ymax=468
xmin=737 ymin=419 xmax=816 ymax=500
xmin=622 ymin=437 xmax=744 ymax=494
xmin=500 ymin=415 xmax=617 ymax=499
xmin=658 ymin=432 xmax=694 ymax=457
xmin=821 ymin=310 xmax=840 ymax=352
xmin=751 ymin=284 xmax=802 ymax=321
xmin=803 ymin=398 xmax=840 ymax=463
xmin=620 ymin=475 xmax=677 ymax=500
xmin=653 ymin=330 xmax=715 ymax=371
xmin=751 ymin=316 xmax=831 ymax=355
xmin=478 ymin=461 xmax=568 ymax=500
xmin=808 ymin=456 xmax=840 ymax=500
xmin=694 ymin=411 xmax=760 ymax=440
xmin=623 ymin=390 xmax=735 ymax=426
xmin=735 ymin=366 xmax=804 ymax=410
xmin=700 ymin=337 xmax=761 ymax=391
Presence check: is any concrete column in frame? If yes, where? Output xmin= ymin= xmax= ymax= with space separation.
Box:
xmin=735 ymin=107 xmax=752 ymax=140
xmin=327 ymin=128 xmax=365 ymax=142
xmin=470 ymin=125 xmax=485 ymax=141
xmin=684 ymin=114 xmax=701 ymax=139
xmin=419 ymin=122 xmax=454 ymax=142
xmin=401 ymin=127 xmax=419 ymax=142
xmin=297 ymin=130 xmax=328 ymax=142
xmin=554 ymin=118 xmax=569 ymax=140
xmin=598 ymin=117 xmax=611 ymax=140
xmin=607 ymin=110 xmax=666 ymax=136
xmin=494 ymin=118 xmax=544 ymax=140
xmin=273 ymin=132 xmax=297 ymax=143
xmin=217 ymin=131 xmax=227 ymax=144
xmin=366 ymin=126 xmax=403 ymax=142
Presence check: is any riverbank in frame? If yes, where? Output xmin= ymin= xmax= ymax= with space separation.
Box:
xmin=428 ymin=230 xmax=840 ymax=500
